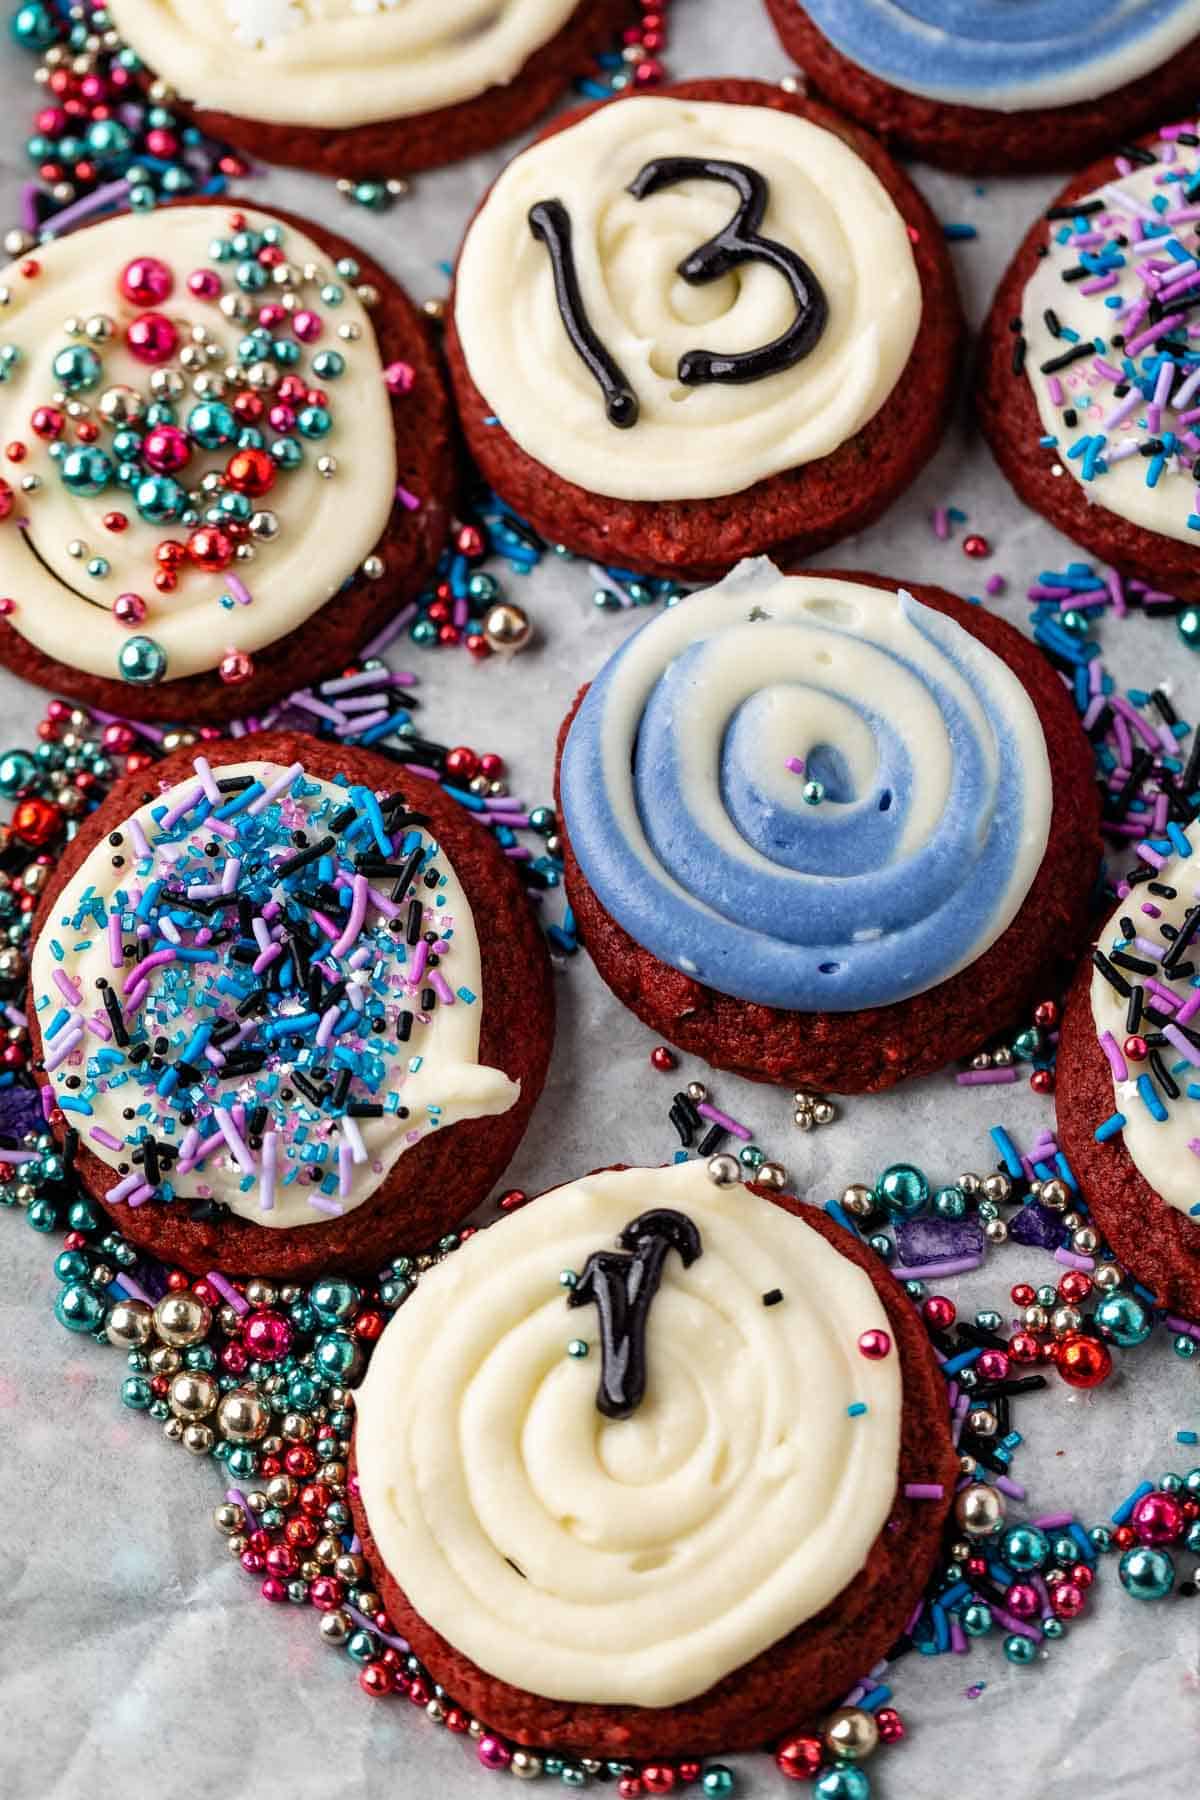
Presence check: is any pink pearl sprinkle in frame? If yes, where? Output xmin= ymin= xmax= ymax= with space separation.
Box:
xmin=126 ymin=311 xmax=178 ymax=365
xmin=858 ymin=1328 xmax=892 ymax=1359
xmin=476 ymin=1737 xmax=512 ymax=1772
xmin=384 ymin=360 xmax=415 ymax=395
xmin=293 ymin=308 xmax=322 ymax=343
xmin=188 ymin=268 xmax=222 ymax=300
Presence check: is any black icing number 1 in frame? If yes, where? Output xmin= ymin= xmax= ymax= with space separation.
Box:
xmin=528 ymin=157 xmax=828 ymax=430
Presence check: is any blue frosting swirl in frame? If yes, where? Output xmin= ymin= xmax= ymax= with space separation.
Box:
xmin=796 ymin=0 xmax=1200 ymax=109
xmin=559 ymin=565 xmax=1052 ymax=1012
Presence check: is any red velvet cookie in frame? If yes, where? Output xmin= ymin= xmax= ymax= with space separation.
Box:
xmin=555 ymin=565 xmax=1101 ymax=1093
xmin=979 ymin=123 xmax=1200 ymax=600
xmin=350 ymin=1161 xmax=957 ymax=1757
xmin=0 ymin=198 xmax=454 ymax=721
xmin=27 ymin=731 xmax=553 ymax=1280
xmin=764 ymin=0 xmax=1200 ymax=174
xmin=1057 ymin=850 xmax=1200 ymax=1318
xmin=106 ymin=0 xmax=629 ymax=180
xmin=445 ymin=79 xmax=961 ymax=584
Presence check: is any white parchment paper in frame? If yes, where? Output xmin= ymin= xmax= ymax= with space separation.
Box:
xmin=2 ymin=5 xmax=1199 ymax=1796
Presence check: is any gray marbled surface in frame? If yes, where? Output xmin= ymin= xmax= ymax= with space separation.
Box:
xmin=2 ymin=5 xmax=1198 ymax=1797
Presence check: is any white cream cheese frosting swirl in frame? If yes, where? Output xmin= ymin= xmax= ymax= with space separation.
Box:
xmin=106 ymin=0 xmax=581 ymax=129
xmin=453 ymin=96 xmax=922 ymax=501
xmin=354 ymin=1159 xmax=903 ymax=1707
xmin=1020 ymin=143 xmax=1200 ymax=548
xmin=0 ymin=205 xmax=395 ymax=684
xmin=1090 ymin=840 xmax=1200 ymax=1220
xmin=31 ymin=758 xmax=518 ymax=1229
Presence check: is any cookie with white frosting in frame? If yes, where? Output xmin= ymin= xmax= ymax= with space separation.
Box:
xmin=350 ymin=1159 xmax=956 ymax=1756
xmin=27 ymin=732 xmax=553 ymax=1278
xmin=764 ymin=0 xmax=1200 ymax=174
xmin=555 ymin=561 xmax=1100 ymax=1092
xmin=1058 ymin=834 xmax=1200 ymax=1316
xmin=104 ymin=0 xmax=628 ymax=179
xmin=0 ymin=199 xmax=454 ymax=720
xmin=446 ymin=81 xmax=961 ymax=583
xmin=980 ymin=122 xmax=1200 ymax=600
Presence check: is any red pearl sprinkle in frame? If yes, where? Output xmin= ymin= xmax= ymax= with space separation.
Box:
xmin=650 ymin=1045 xmax=677 ymax=1072
xmin=1123 ymin=1034 xmax=1147 ymax=1061
xmin=922 ymin=1294 xmax=956 ymax=1331
xmin=259 ymin=1577 xmax=288 ymax=1604
xmin=498 ymin=1188 xmax=528 ymax=1211
xmin=776 ymin=1735 xmax=824 ymax=1781
xmin=1030 ymin=1069 xmax=1055 ymax=1094
xmin=641 ymin=1771 xmax=676 ymax=1796
xmin=1011 ymin=1283 xmax=1036 ymax=1307
xmin=617 ymin=1782 xmax=644 ymax=1800
xmin=1055 ymin=1333 xmax=1112 ymax=1388
xmin=479 ymin=752 xmax=505 ymax=778
xmin=1058 ymin=1269 xmax=1092 ymax=1304
xmin=219 ymin=649 xmax=254 ymax=686
xmin=225 ymin=446 xmax=275 ymax=497
xmin=963 ymin=533 xmax=990 ymax=558
xmin=444 ymin=745 xmax=480 ymax=782
xmin=359 ymin=1662 xmax=392 ymax=1698
xmin=443 ymin=1707 xmax=470 ymax=1734
xmin=857 ymin=1328 xmax=892 ymax=1359
xmin=876 ymin=1706 xmax=906 ymax=1743
xmin=102 ymin=510 xmax=128 ymax=532
xmin=30 ymin=405 xmax=64 ymax=439
xmin=1052 ymin=1580 xmax=1086 ymax=1619
xmin=1008 ymin=1331 xmax=1042 ymax=1363
xmin=187 ymin=525 xmax=235 ymax=572
xmin=1033 ymin=1000 xmax=1059 ymax=1029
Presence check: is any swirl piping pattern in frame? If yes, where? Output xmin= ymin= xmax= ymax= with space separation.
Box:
xmin=798 ymin=0 xmax=1200 ymax=112
xmin=354 ymin=1161 xmax=902 ymax=1707
xmin=559 ymin=562 xmax=1052 ymax=1012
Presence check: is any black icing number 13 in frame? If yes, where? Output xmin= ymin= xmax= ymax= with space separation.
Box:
xmin=527 ymin=157 xmax=828 ymax=429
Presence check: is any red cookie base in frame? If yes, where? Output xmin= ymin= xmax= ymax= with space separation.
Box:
xmin=763 ymin=0 xmax=1200 ymax=174
xmin=1057 ymin=960 xmax=1200 ymax=1319
xmin=27 ymin=731 xmax=554 ymax=1281
xmin=349 ymin=1181 xmax=957 ymax=1759
xmin=555 ymin=573 xmax=1101 ymax=1093
xmin=0 ymin=199 xmax=456 ymax=722
xmin=445 ymin=79 xmax=963 ymax=584
xmin=181 ymin=0 xmax=630 ymax=180
xmin=978 ymin=133 xmax=1200 ymax=600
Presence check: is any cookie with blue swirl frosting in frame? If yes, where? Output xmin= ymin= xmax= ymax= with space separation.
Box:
xmin=764 ymin=0 xmax=1200 ymax=174
xmin=555 ymin=561 xmax=1100 ymax=1092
